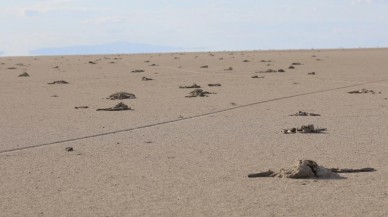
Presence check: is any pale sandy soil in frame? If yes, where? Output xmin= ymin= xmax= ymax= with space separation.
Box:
xmin=0 ymin=48 xmax=387 ymax=216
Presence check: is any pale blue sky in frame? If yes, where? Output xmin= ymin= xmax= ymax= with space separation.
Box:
xmin=1 ymin=0 xmax=388 ymax=56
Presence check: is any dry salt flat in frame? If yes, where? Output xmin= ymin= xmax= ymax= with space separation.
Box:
xmin=0 ymin=48 xmax=388 ymax=216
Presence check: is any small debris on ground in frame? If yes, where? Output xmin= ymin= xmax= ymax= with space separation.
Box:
xmin=283 ymin=124 xmax=326 ymax=134
xmin=288 ymin=66 xmax=295 ymax=69
xmin=224 ymin=67 xmax=233 ymax=71
xmin=107 ymin=92 xmax=136 ymax=100
xmin=248 ymin=159 xmax=375 ymax=179
xmin=308 ymin=72 xmax=316 ymax=75
xmin=75 ymin=106 xmax=89 ymax=109
xmin=208 ymin=83 xmax=221 ymax=87
xmin=251 ymin=75 xmax=264 ymax=78
xmin=96 ymin=102 xmax=131 ymax=111
xmin=88 ymin=61 xmax=96 ymax=64
xmin=289 ymin=111 xmax=321 ymax=116
xmin=292 ymin=62 xmax=303 ymax=65
xmin=179 ymin=83 xmax=201 ymax=88
xmin=348 ymin=89 xmax=377 ymax=94
xmin=65 ymin=147 xmax=74 ymax=152
xmin=18 ymin=72 xmax=30 ymax=77
xmin=131 ymin=69 xmax=144 ymax=73
xmin=257 ymin=69 xmax=283 ymax=73
xmin=47 ymin=80 xmax=69 ymax=84
xmin=186 ymin=89 xmax=214 ymax=97
xmin=200 ymin=65 xmax=208 ymax=68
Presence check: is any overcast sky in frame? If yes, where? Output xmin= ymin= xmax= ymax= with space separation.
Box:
xmin=1 ymin=0 xmax=388 ymax=56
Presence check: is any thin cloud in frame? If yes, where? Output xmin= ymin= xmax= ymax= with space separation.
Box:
xmin=81 ymin=16 xmax=125 ymax=25
xmin=352 ymin=0 xmax=383 ymax=3
xmin=2 ymin=0 xmax=97 ymax=17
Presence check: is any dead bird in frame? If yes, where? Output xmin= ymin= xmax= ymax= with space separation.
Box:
xmin=107 ymin=92 xmax=136 ymax=100
xmin=283 ymin=124 xmax=326 ymax=134
xmin=47 ymin=80 xmax=69 ymax=84
xmin=289 ymin=111 xmax=321 ymax=116
xmin=142 ymin=77 xmax=153 ymax=81
xmin=297 ymin=124 xmax=326 ymax=133
xmin=185 ymin=89 xmax=213 ymax=97
xmin=18 ymin=72 xmax=30 ymax=77
xmin=348 ymin=88 xmax=376 ymax=94
xmin=248 ymin=159 xmax=375 ymax=179
xmin=179 ymin=83 xmax=201 ymax=88
xmin=96 ymin=102 xmax=131 ymax=111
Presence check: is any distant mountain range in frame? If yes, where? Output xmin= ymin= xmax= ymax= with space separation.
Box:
xmin=29 ymin=42 xmax=184 ymax=56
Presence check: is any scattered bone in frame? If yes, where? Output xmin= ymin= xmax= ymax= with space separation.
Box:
xmin=185 ymin=89 xmax=213 ymax=97
xmin=132 ymin=69 xmax=144 ymax=73
xmin=47 ymin=80 xmax=69 ymax=84
xmin=107 ymin=91 xmax=136 ymax=100
xmin=96 ymin=102 xmax=131 ymax=111
xmin=208 ymin=83 xmax=221 ymax=87
xmin=348 ymin=89 xmax=376 ymax=94
xmin=75 ymin=106 xmax=89 ymax=109
xmin=248 ymin=160 xmax=375 ymax=179
xmin=200 ymin=65 xmax=209 ymax=68
xmin=142 ymin=77 xmax=153 ymax=81
xmin=283 ymin=124 xmax=326 ymax=134
xmin=289 ymin=111 xmax=321 ymax=116
xmin=179 ymin=83 xmax=201 ymax=88
xmin=308 ymin=72 xmax=316 ymax=75
xmin=18 ymin=72 xmax=30 ymax=77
